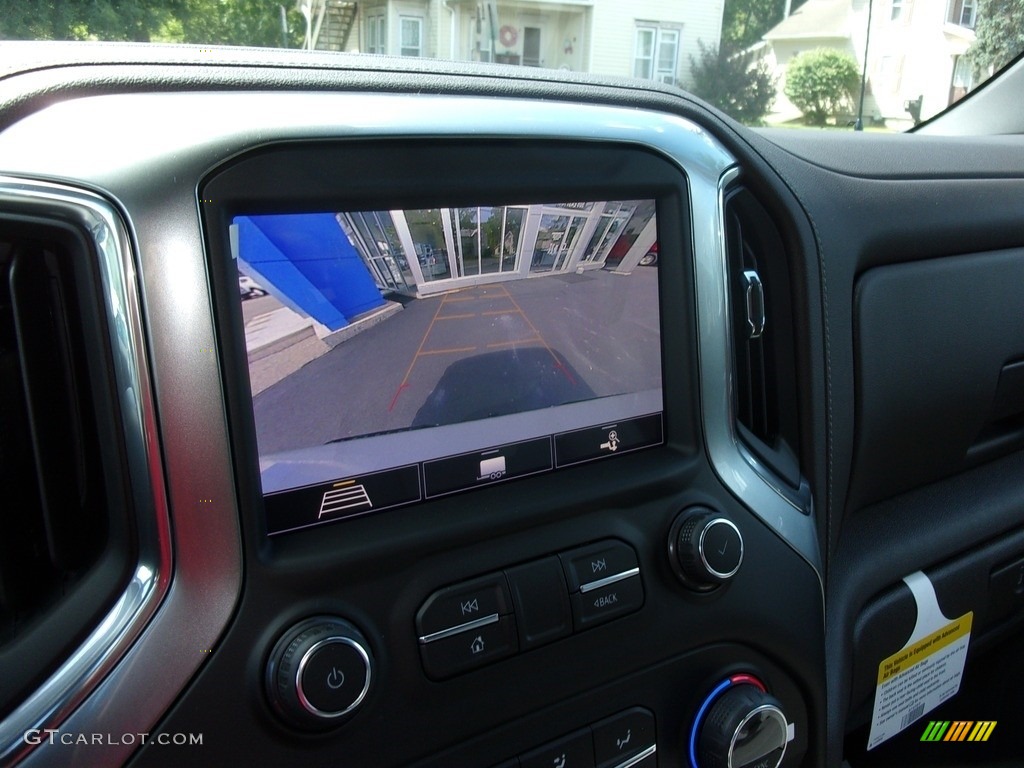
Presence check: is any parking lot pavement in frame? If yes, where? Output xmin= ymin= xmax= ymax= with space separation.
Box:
xmin=252 ymin=268 xmax=661 ymax=455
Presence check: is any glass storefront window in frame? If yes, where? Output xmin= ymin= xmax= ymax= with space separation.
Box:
xmin=407 ymin=208 xmax=451 ymax=282
xmin=603 ymin=200 xmax=656 ymax=269
xmin=582 ymin=202 xmax=638 ymax=265
xmin=532 ymin=212 xmax=586 ymax=273
xmin=342 ymin=200 xmax=654 ymax=295
xmin=457 ymin=207 xmax=480 ymax=276
xmin=348 ymin=215 xmax=393 ymax=290
xmin=532 ymin=214 xmax=566 ymax=272
xmin=342 ymin=212 xmax=407 ymax=292
xmin=361 ymin=211 xmax=411 ymax=289
xmin=478 ymin=207 xmax=502 ymax=274
xmin=502 ymin=207 xmax=525 ymax=271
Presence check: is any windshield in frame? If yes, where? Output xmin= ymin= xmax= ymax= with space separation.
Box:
xmin=2 ymin=0 xmax=1022 ymax=130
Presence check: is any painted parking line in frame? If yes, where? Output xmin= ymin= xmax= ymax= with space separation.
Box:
xmin=486 ymin=337 xmax=541 ymax=349
xmin=418 ymin=346 xmax=477 ymax=356
xmin=389 ymin=290 xmax=454 ymax=411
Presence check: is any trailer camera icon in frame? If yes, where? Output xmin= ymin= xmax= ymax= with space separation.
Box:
xmin=477 ymin=455 xmax=507 ymax=482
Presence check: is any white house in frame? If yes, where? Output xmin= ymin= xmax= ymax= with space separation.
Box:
xmin=760 ymin=0 xmax=977 ymax=127
xmin=301 ymin=0 xmax=725 ymax=89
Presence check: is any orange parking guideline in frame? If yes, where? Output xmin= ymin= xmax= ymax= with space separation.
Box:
xmin=418 ymin=346 xmax=477 ymax=356
xmin=487 ymin=338 xmax=541 ymax=349
xmin=388 ymin=291 xmax=453 ymax=412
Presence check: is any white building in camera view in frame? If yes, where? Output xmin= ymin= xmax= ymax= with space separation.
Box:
xmin=759 ymin=0 xmax=978 ymax=127
xmin=300 ymin=0 xmax=725 ymax=89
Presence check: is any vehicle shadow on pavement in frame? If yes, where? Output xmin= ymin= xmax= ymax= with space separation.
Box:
xmin=412 ymin=347 xmax=595 ymax=428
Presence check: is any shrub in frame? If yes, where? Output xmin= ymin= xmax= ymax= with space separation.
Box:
xmin=689 ymin=41 xmax=777 ymax=125
xmin=784 ymin=48 xmax=860 ymax=126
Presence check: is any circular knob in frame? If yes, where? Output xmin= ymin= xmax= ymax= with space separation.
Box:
xmin=692 ymin=681 xmax=788 ymax=768
xmin=265 ymin=616 xmax=373 ymax=730
xmin=669 ymin=509 xmax=743 ymax=590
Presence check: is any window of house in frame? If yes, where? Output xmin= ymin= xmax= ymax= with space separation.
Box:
xmin=946 ymin=0 xmax=976 ymax=28
xmin=959 ymin=0 xmax=976 ymax=27
xmin=634 ymin=28 xmax=655 ymax=79
xmin=367 ymin=14 xmax=386 ymax=54
xmin=952 ymin=55 xmax=976 ymax=90
xmin=633 ymin=26 xmax=680 ymax=85
xmin=400 ymin=16 xmax=423 ymax=58
xmin=891 ymin=0 xmax=906 ymax=21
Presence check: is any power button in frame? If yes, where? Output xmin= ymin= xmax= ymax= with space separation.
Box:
xmin=297 ymin=638 xmax=371 ymax=716
xmin=266 ymin=616 xmax=374 ymax=730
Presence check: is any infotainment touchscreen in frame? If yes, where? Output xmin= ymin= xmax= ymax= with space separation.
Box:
xmin=235 ymin=199 xmax=664 ymax=534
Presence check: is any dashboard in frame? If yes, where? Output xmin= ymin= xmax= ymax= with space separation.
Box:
xmin=1 ymin=42 xmax=1023 ymax=768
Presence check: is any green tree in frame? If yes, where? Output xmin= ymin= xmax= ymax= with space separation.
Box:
xmin=689 ymin=41 xmax=776 ymax=125
xmin=722 ymin=0 xmax=809 ymax=50
xmin=170 ymin=0 xmax=303 ymax=47
xmin=968 ymin=0 xmax=1024 ymax=78
xmin=0 ymin=1 xmax=183 ymax=42
xmin=0 ymin=0 xmax=302 ymax=47
xmin=784 ymin=48 xmax=860 ymax=126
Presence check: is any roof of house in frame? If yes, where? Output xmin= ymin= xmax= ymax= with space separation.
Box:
xmin=763 ymin=0 xmax=852 ymax=41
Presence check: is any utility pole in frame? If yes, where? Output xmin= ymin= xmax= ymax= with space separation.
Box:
xmin=855 ymin=0 xmax=874 ymax=131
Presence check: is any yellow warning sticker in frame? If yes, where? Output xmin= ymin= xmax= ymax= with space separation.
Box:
xmin=868 ymin=611 xmax=973 ymax=751
xmin=877 ymin=612 xmax=973 ymax=685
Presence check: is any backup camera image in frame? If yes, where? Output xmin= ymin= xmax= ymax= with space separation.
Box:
xmin=234 ymin=199 xmax=664 ymax=533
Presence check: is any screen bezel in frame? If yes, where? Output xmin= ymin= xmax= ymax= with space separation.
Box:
xmin=200 ymin=139 xmax=699 ymax=542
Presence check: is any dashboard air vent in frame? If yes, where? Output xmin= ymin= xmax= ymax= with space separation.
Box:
xmin=723 ymin=187 xmax=801 ymax=489
xmin=0 ymin=215 xmax=131 ymax=719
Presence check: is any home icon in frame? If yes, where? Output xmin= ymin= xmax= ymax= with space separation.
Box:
xmin=470 ymin=636 xmax=485 ymax=654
